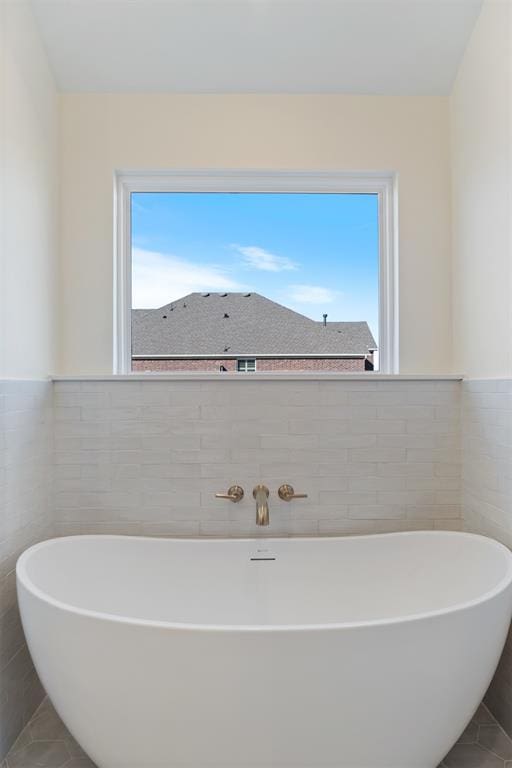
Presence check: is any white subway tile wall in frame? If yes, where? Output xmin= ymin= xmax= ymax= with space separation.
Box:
xmin=463 ymin=380 xmax=512 ymax=545
xmin=53 ymin=380 xmax=462 ymax=538
xmin=462 ymin=379 xmax=512 ymax=736
xmin=0 ymin=381 xmax=53 ymax=757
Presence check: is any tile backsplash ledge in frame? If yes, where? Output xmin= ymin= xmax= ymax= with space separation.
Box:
xmin=52 ymin=374 xmax=464 ymax=381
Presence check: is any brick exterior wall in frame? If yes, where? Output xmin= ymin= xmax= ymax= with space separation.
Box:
xmin=132 ymin=357 xmax=368 ymax=372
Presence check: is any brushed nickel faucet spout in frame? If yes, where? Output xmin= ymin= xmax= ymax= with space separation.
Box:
xmin=253 ymin=484 xmax=270 ymax=526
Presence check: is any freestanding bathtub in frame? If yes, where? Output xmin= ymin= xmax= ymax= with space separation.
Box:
xmin=17 ymin=531 xmax=512 ymax=768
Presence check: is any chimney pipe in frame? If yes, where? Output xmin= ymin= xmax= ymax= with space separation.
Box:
xmin=322 ymin=313 xmax=328 ymax=327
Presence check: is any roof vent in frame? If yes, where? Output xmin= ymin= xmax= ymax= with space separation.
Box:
xmin=224 ymin=346 xmax=230 ymax=352
xmin=223 ymin=313 xmax=229 ymax=319
xmin=202 ymin=293 xmax=210 ymax=297
xmin=170 ymin=307 xmax=174 ymax=311
xmin=323 ymin=313 xmax=328 ymax=327
xmin=162 ymin=315 xmax=167 ymax=319
xmin=183 ymin=302 xmax=187 ymax=307
xmin=244 ymin=293 xmax=251 ymax=297
xmin=220 ymin=293 xmax=228 ymax=297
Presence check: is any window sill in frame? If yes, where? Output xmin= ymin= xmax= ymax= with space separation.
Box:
xmin=51 ymin=373 xmax=463 ymax=382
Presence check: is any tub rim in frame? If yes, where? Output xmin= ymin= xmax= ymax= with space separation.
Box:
xmin=16 ymin=530 xmax=512 ymax=633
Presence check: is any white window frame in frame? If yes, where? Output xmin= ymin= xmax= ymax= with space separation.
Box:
xmin=237 ymin=358 xmax=257 ymax=373
xmin=114 ymin=170 xmax=398 ymax=375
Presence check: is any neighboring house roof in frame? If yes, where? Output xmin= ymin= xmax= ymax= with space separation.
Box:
xmin=132 ymin=293 xmax=377 ymax=356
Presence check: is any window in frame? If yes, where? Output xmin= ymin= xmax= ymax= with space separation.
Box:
xmin=115 ymin=171 xmax=397 ymax=375
xmin=237 ymin=359 xmax=256 ymax=373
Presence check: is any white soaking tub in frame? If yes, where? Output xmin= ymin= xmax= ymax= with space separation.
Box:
xmin=17 ymin=531 xmax=512 ymax=768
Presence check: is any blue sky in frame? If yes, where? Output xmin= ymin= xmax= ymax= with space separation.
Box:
xmin=131 ymin=192 xmax=379 ymax=338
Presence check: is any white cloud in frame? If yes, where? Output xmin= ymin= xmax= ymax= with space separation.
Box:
xmin=132 ymin=248 xmax=243 ymax=308
xmin=233 ymin=245 xmax=297 ymax=272
xmin=286 ymin=284 xmax=341 ymax=304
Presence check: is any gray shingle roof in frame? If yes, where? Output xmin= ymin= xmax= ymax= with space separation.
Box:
xmin=132 ymin=293 xmax=377 ymax=356
xmin=315 ymin=321 xmax=378 ymax=351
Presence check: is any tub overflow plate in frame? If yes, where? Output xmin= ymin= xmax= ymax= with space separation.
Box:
xmin=250 ymin=548 xmax=276 ymax=561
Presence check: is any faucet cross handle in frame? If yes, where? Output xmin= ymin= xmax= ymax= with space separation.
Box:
xmin=215 ymin=485 xmax=244 ymax=503
xmin=278 ymin=484 xmax=308 ymax=501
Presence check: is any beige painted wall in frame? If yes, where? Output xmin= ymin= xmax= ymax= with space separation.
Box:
xmin=0 ymin=3 xmax=58 ymax=752
xmin=450 ymin=0 xmax=512 ymax=378
xmin=59 ymin=94 xmax=451 ymax=375
xmin=0 ymin=1 xmax=59 ymax=378
xmin=453 ymin=0 xmax=512 ymax=736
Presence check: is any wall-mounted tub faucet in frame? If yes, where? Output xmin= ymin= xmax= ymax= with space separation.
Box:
xmin=215 ymin=483 xmax=307 ymax=526
xmin=253 ymin=484 xmax=270 ymax=526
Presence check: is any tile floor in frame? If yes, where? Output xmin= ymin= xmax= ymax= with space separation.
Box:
xmin=439 ymin=703 xmax=512 ymax=767
xmin=2 ymin=699 xmax=94 ymax=768
xmin=3 ymin=697 xmax=512 ymax=767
